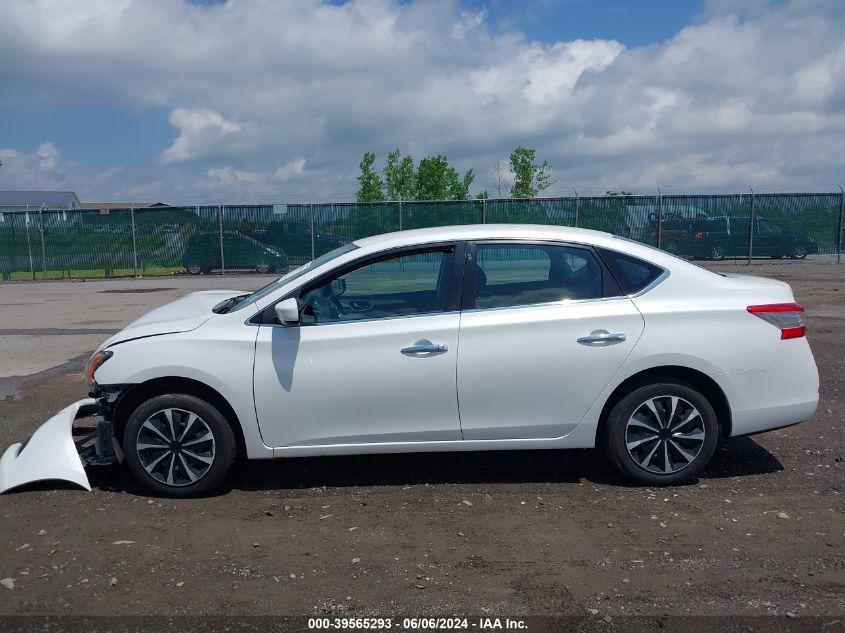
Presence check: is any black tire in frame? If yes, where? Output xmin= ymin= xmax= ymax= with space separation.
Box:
xmin=791 ymin=244 xmax=807 ymax=260
xmin=255 ymin=263 xmax=274 ymax=274
xmin=602 ymin=380 xmax=719 ymax=486
xmin=709 ymin=245 xmax=724 ymax=261
xmin=186 ymin=263 xmax=203 ymax=275
xmin=123 ymin=394 xmax=237 ymax=497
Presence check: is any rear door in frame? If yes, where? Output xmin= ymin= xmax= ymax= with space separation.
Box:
xmin=727 ymin=217 xmax=750 ymax=257
xmin=755 ymin=219 xmax=784 ymax=257
xmin=456 ymin=241 xmax=645 ymax=440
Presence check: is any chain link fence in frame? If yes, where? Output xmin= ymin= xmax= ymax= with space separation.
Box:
xmin=1 ymin=191 xmax=842 ymax=280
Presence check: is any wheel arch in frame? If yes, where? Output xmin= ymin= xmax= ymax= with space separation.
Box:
xmin=597 ymin=365 xmax=732 ymax=439
xmin=111 ymin=377 xmax=246 ymax=455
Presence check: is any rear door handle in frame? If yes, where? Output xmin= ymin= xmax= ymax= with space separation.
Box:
xmin=401 ymin=341 xmax=448 ymax=355
xmin=577 ymin=331 xmax=626 ymax=345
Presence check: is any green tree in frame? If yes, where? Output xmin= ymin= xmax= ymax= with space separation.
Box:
xmin=450 ymin=169 xmax=475 ymax=200
xmin=509 ymin=146 xmax=551 ymax=198
xmin=416 ymin=155 xmax=474 ymax=200
xmin=356 ymin=152 xmax=385 ymax=202
xmin=475 ymin=190 xmax=489 ymax=199
xmin=383 ymin=149 xmax=417 ymax=201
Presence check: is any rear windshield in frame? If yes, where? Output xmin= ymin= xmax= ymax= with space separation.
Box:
xmin=597 ymin=247 xmax=665 ymax=295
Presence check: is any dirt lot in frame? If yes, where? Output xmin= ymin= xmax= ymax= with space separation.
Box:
xmin=0 ymin=263 xmax=843 ymax=620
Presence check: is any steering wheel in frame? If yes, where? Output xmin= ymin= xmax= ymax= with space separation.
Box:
xmin=329 ymin=295 xmax=345 ymax=318
xmin=304 ymin=294 xmax=341 ymax=321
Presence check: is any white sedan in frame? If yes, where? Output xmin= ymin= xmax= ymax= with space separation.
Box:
xmin=0 ymin=225 xmax=819 ymax=496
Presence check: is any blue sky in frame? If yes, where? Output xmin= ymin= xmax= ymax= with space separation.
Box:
xmin=464 ymin=0 xmax=704 ymax=47
xmin=1 ymin=0 xmax=843 ymax=202
xmin=1 ymin=1 xmax=704 ymax=173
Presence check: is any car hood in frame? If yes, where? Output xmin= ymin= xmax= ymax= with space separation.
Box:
xmin=99 ymin=289 xmax=245 ymax=349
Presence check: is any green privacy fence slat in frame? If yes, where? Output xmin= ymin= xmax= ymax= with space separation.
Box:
xmin=0 ymin=193 xmax=841 ymax=280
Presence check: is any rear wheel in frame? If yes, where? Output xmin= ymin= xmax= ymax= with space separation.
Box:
xmin=123 ymin=394 xmax=237 ymax=497
xmin=791 ymin=244 xmax=807 ymax=260
xmin=602 ymin=381 xmax=719 ymax=486
xmin=255 ymin=263 xmax=274 ymax=274
xmin=709 ymin=245 xmax=724 ymax=260
xmin=186 ymin=263 xmax=203 ymax=275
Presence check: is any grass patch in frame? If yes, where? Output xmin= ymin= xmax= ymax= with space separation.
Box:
xmin=4 ymin=267 xmax=186 ymax=281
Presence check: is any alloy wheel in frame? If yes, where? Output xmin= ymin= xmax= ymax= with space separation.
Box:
xmin=625 ymin=396 xmax=706 ymax=475
xmin=135 ymin=408 xmax=216 ymax=487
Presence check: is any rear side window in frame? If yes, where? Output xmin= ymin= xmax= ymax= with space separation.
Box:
xmin=705 ymin=217 xmax=728 ymax=232
xmin=472 ymin=243 xmax=603 ymax=309
xmin=597 ymin=247 xmax=664 ymax=295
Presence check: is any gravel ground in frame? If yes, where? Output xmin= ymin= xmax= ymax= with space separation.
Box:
xmin=0 ymin=264 xmax=842 ymax=620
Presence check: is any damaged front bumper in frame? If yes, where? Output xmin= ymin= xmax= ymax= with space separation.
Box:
xmin=0 ymin=398 xmax=121 ymax=494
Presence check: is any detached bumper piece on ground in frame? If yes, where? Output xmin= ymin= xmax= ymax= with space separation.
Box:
xmin=0 ymin=398 xmax=120 ymax=494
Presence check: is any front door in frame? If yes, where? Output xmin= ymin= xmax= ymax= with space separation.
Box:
xmin=457 ymin=241 xmax=645 ymax=440
xmin=253 ymin=244 xmax=463 ymax=447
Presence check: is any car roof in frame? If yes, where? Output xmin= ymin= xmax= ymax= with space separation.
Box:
xmin=353 ymin=224 xmax=612 ymax=250
xmin=352 ymin=223 xmax=708 ymax=276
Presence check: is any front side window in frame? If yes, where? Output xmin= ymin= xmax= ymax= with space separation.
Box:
xmin=300 ymin=247 xmax=454 ymax=324
xmin=228 ymin=243 xmax=358 ymax=312
xmin=472 ymin=243 xmax=603 ymax=309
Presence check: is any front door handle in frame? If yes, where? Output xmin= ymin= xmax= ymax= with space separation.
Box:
xmin=577 ymin=330 xmax=626 ymax=345
xmin=401 ymin=341 xmax=448 ymax=355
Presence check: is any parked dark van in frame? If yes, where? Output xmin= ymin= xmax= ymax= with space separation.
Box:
xmin=677 ymin=216 xmax=818 ymax=260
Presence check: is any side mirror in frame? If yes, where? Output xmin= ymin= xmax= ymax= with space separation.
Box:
xmin=274 ymin=298 xmax=300 ymax=325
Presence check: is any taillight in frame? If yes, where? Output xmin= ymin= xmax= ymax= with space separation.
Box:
xmin=747 ymin=303 xmax=805 ymax=339
xmin=694 ymin=231 xmax=705 ymax=240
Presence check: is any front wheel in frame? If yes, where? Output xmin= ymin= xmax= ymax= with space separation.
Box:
xmin=602 ymin=381 xmax=719 ymax=486
xmin=123 ymin=394 xmax=238 ymax=497
xmin=255 ymin=263 xmax=275 ymax=274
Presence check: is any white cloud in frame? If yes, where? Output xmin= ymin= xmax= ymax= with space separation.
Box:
xmin=161 ymin=108 xmax=243 ymax=164
xmin=202 ymin=157 xmax=308 ymax=197
xmin=0 ymin=0 xmax=843 ymax=200
xmin=36 ymin=142 xmax=61 ymax=170
xmin=0 ymin=142 xmax=75 ymax=191
xmin=274 ymin=158 xmax=307 ymax=182
xmin=206 ymin=167 xmax=265 ymax=186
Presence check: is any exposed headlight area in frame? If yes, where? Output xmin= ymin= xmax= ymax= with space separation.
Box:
xmin=85 ymin=350 xmax=113 ymax=386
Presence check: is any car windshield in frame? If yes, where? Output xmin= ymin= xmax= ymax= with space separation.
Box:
xmin=225 ymin=243 xmax=359 ymax=312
